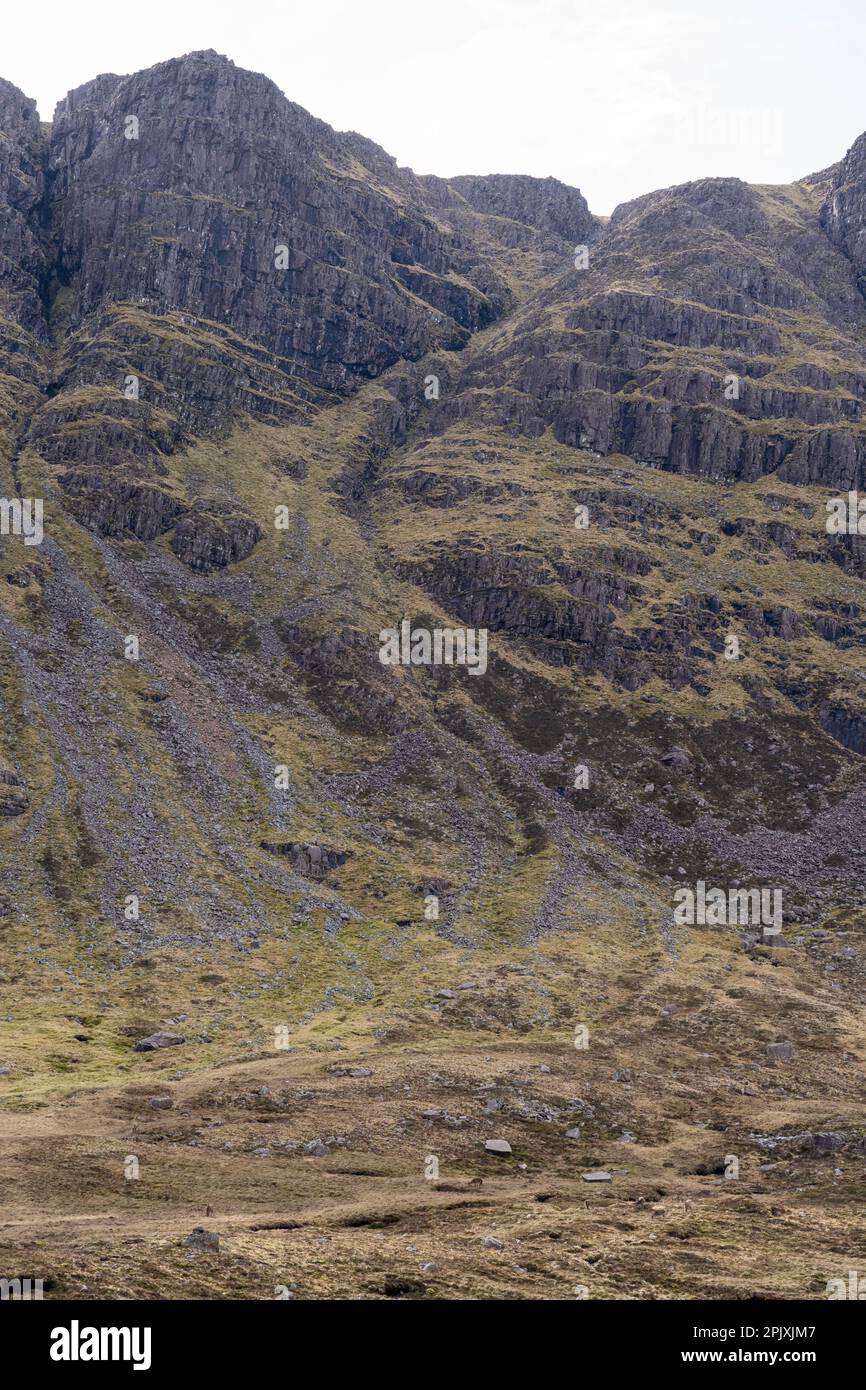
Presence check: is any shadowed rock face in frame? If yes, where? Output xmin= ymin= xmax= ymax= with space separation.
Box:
xmin=47 ymin=52 xmax=496 ymax=387
xmin=0 ymin=77 xmax=48 ymax=446
xmin=169 ymin=506 xmax=262 ymax=572
xmin=0 ymin=79 xmax=46 ymax=341
xmin=0 ymin=51 xmax=593 ymax=558
xmin=436 ymin=174 xmax=866 ymax=487
xmin=260 ymin=840 xmax=350 ymax=879
xmin=423 ymin=172 xmax=596 ymax=244
xmin=821 ymin=131 xmax=866 ymax=291
xmin=0 ymin=769 xmax=29 ymax=816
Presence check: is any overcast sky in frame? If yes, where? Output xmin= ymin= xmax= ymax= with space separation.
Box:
xmin=3 ymin=0 xmax=865 ymax=214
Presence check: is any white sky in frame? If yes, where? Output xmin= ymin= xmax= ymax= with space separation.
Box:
xmin=3 ymin=0 xmax=865 ymax=214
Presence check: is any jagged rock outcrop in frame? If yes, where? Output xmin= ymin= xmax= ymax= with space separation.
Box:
xmin=821 ymin=131 xmax=866 ymax=291
xmin=0 ymin=78 xmax=47 ymax=456
xmin=47 ymin=52 xmax=491 ymax=379
xmin=260 ymin=840 xmax=350 ymax=879
xmin=0 ymin=78 xmax=46 ymax=346
xmin=170 ymin=505 xmax=262 ymax=571
xmin=422 ymin=171 xmax=596 ymax=249
xmin=5 ymin=51 xmax=600 ymax=563
xmin=0 ymin=770 xmax=28 ymax=816
xmin=433 ymin=175 xmax=866 ymax=486
xmin=133 ymin=1031 xmax=186 ymax=1052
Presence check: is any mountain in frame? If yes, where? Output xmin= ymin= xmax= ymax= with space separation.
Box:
xmin=1 ymin=50 xmax=864 ymax=1301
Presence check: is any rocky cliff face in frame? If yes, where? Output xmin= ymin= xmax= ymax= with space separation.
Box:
xmin=821 ymin=130 xmax=866 ymax=289
xmin=2 ymin=56 xmax=866 ymax=1302
xmin=438 ymin=175 xmax=866 ymax=487
xmin=0 ymin=77 xmax=46 ymax=465
xmin=0 ymin=77 xmax=45 ymax=342
xmin=4 ymin=52 xmax=593 ymax=557
xmin=422 ymin=171 xmax=597 ymax=244
xmin=48 ymin=53 xmax=493 ymax=381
